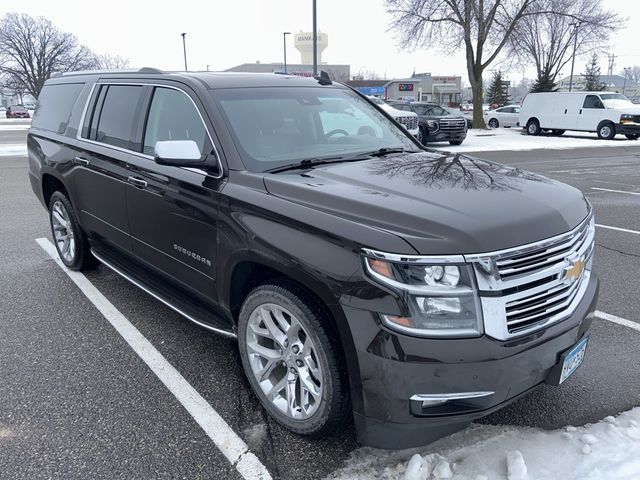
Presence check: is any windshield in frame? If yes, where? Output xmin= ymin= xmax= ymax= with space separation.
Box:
xmin=12 ymin=105 xmax=26 ymax=111
xmin=213 ymin=87 xmax=417 ymax=172
xmin=599 ymin=93 xmax=634 ymax=108
xmin=368 ymin=96 xmax=384 ymax=105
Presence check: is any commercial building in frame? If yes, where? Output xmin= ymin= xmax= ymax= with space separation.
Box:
xmin=557 ymin=74 xmax=640 ymax=101
xmin=348 ymin=73 xmax=463 ymax=105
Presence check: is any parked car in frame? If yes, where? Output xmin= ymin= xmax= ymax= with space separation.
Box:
xmin=29 ymin=69 xmax=598 ymax=450
xmin=367 ymin=96 xmax=419 ymax=139
xmin=519 ymin=92 xmax=640 ymax=140
xmin=485 ymin=104 xmax=521 ymax=128
xmin=6 ymin=104 xmax=30 ymax=118
xmin=387 ymin=101 xmax=467 ymax=145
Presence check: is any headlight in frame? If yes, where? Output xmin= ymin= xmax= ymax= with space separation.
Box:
xmin=620 ymin=114 xmax=635 ymax=124
xmin=427 ymin=120 xmax=439 ymax=130
xmin=363 ymin=252 xmax=482 ymax=338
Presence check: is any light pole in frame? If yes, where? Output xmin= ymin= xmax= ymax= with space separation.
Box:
xmin=568 ymin=22 xmax=581 ymax=92
xmin=623 ymin=67 xmax=630 ymax=96
xmin=180 ymin=32 xmax=188 ymax=72
xmin=206 ymin=65 xmax=213 ymax=72
xmin=283 ymin=32 xmax=291 ymax=73
xmin=312 ymin=0 xmax=318 ymax=76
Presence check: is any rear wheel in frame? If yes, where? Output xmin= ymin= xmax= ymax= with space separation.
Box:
xmin=48 ymin=191 xmax=95 ymax=271
xmin=551 ymin=130 xmax=566 ymax=136
xmin=238 ymin=283 xmax=349 ymax=437
xmin=597 ymin=122 xmax=616 ymax=140
xmin=526 ymin=119 xmax=541 ymax=136
xmin=449 ymin=140 xmax=464 ymax=145
xmin=488 ymin=118 xmax=499 ymax=128
xmin=625 ymin=133 xmax=640 ymax=140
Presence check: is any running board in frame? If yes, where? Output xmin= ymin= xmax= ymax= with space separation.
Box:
xmin=91 ymin=246 xmax=236 ymax=339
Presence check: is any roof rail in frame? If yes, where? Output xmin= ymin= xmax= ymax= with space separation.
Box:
xmin=52 ymin=67 xmax=164 ymax=78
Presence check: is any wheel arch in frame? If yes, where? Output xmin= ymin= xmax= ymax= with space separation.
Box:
xmin=42 ymin=173 xmax=68 ymax=209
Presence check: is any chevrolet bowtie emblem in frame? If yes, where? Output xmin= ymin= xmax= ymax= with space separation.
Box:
xmin=563 ymin=258 xmax=585 ymax=283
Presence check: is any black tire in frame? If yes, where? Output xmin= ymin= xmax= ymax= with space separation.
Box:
xmin=48 ymin=191 xmax=96 ymax=271
xmin=551 ymin=130 xmax=566 ymax=136
xmin=526 ymin=119 xmax=541 ymax=136
xmin=237 ymin=283 xmax=349 ymax=437
xmin=597 ymin=121 xmax=616 ymax=140
xmin=625 ymin=134 xmax=640 ymax=140
xmin=449 ymin=140 xmax=464 ymax=145
xmin=488 ymin=118 xmax=499 ymax=128
xmin=418 ymin=125 xmax=429 ymax=145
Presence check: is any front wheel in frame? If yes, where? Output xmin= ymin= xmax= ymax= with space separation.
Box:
xmin=625 ymin=133 xmax=640 ymax=140
xmin=49 ymin=191 xmax=95 ymax=271
xmin=238 ymin=283 xmax=349 ymax=437
xmin=597 ymin=122 xmax=616 ymax=140
xmin=488 ymin=118 xmax=499 ymax=128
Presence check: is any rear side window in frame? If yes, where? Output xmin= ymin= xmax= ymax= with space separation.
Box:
xmin=143 ymin=87 xmax=208 ymax=156
xmin=94 ymin=85 xmax=145 ymax=150
xmin=32 ymin=83 xmax=83 ymax=134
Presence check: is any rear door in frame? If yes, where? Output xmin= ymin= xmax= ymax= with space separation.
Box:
xmin=125 ymin=84 xmax=225 ymax=299
xmin=74 ymin=83 xmax=148 ymax=252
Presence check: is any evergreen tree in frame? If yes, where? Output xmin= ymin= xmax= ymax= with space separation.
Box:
xmin=530 ymin=67 xmax=557 ymax=92
xmin=582 ymin=54 xmax=606 ymax=91
xmin=486 ymin=70 xmax=511 ymax=106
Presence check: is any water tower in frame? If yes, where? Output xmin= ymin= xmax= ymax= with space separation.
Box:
xmin=294 ymin=31 xmax=328 ymax=65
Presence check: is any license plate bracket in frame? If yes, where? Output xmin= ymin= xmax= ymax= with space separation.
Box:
xmin=546 ymin=336 xmax=589 ymax=386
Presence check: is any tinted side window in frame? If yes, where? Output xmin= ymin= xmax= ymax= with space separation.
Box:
xmin=32 ymin=83 xmax=84 ymax=134
xmin=143 ymin=87 xmax=208 ymax=156
xmin=583 ymin=95 xmax=604 ymax=109
xmin=95 ymin=85 xmax=144 ymax=150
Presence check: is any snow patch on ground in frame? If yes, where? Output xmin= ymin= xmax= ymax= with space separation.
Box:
xmin=0 ymin=124 xmax=30 ymax=131
xmin=432 ymin=128 xmax=640 ymax=153
xmin=325 ymin=408 xmax=640 ymax=480
xmin=0 ymin=144 xmax=27 ymax=156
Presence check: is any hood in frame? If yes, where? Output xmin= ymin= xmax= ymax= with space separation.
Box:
xmin=263 ymin=152 xmax=590 ymax=255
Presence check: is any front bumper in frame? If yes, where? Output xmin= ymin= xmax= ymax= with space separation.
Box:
xmin=426 ymin=129 xmax=467 ymax=142
xmin=616 ymin=123 xmax=640 ymax=135
xmin=343 ymin=273 xmax=599 ymax=449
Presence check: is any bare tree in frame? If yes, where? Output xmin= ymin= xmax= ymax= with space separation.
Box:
xmin=97 ymin=54 xmax=130 ymax=70
xmin=621 ymin=66 xmax=640 ymax=84
xmin=385 ymin=0 xmax=538 ymax=128
xmin=2 ymin=73 xmax=28 ymax=104
xmin=0 ymin=13 xmax=99 ymax=98
xmin=508 ymin=0 xmax=619 ymax=93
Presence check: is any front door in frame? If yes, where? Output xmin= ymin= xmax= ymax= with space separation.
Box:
xmin=577 ymin=95 xmax=605 ymax=131
xmin=125 ymin=85 xmax=224 ymax=299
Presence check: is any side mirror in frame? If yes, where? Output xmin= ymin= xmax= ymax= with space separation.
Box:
xmin=154 ymin=140 xmax=204 ymax=167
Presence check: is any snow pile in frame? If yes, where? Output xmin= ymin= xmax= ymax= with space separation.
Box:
xmin=0 ymin=144 xmax=27 ymax=156
xmin=433 ymin=128 xmax=639 ymax=153
xmin=326 ymin=408 xmax=640 ymax=480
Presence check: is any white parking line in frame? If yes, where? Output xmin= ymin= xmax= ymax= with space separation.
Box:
xmin=36 ymin=238 xmax=272 ymax=480
xmin=596 ymin=224 xmax=640 ymax=236
xmin=591 ymin=187 xmax=640 ymax=197
xmin=595 ymin=310 xmax=640 ymax=333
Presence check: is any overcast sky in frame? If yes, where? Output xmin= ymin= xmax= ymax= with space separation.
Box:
xmin=2 ymin=0 xmax=638 ymax=83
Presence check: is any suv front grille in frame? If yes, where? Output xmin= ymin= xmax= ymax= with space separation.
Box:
xmin=395 ymin=115 xmax=418 ymax=131
xmin=469 ymin=213 xmax=595 ymax=340
xmin=439 ymin=119 xmax=466 ymax=130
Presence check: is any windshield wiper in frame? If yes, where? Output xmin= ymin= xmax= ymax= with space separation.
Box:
xmin=266 ymin=148 xmax=418 ymax=174
xmin=266 ymin=155 xmax=349 ymax=174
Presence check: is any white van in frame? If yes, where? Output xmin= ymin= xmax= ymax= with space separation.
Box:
xmin=519 ymin=92 xmax=640 ymax=140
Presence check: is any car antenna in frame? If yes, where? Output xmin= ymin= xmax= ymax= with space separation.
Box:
xmin=315 ymin=70 xmax=332 ymax=85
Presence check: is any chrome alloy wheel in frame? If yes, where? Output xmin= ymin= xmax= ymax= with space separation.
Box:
xmin=246 ymin=303 xmax=324 ymax=420
xmin=51 ymin=200 xmax=76 ymax=263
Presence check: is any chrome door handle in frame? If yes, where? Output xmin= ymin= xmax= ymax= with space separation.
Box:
xmin=127 ymin=176 xmax=148 ymax=188
xmin=73 ymin=156 xmax=89 ymax=166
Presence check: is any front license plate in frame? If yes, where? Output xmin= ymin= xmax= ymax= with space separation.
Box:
xmin=559 ymin=337 xmax=589 ymax=384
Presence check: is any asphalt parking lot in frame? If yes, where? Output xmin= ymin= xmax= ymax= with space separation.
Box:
xmin=1 ymin=123 xmax=639 ymax=479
